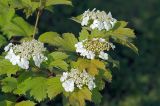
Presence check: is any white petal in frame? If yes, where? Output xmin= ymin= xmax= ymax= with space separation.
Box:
xmin=4 ymin=43 xmax=13 ymax=52
xmin=99 ymin=51 xmax=108 ymax=60
xmin=99 ymin=38 xmax=105 ymax=42
xmin=18 ymin=58 xmax=29 ymax=69
xmin=81 ymin=16 xmax=89 ymax=26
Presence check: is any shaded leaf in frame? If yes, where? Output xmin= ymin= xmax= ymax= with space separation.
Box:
xmin=91 ymin=89 xmax=102 ymax=104
xmin=0 ymin=35 xmax=7 ymax=47
xmin=0 ymin=100 xmax=14 ymax=106
xmin=45 ymin=0 xmax=72 ymax=7
xmin=15 ymin=100 xmax=36 ymax=106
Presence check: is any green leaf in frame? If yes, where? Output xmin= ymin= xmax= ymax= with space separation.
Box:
xmin=113 ymin=21 xmax=128 ymax=30
xmin=109 ymin=29 xmax=138 ymax=54
xmin=0 ymin=35 xmax=7 ymax=47
xmin=15 ymin=100 xmax=36 ymax=106
xmin=49 ymin=52 xmax=68 ymax=60
xmin=39 ymin=32 xmax=78 ymax=52
xmin=91 ymin=29 xmax=106 ymax=38
xmin=29 ymin=77 xmax=47 ymax=102
xmin=14 ymin=76 xmax=47 ymax=102
xmin=112 ymin=28 xmax=136 ymax=38
xmin=67 ymin=87 xmax=91 ymax=106
xmin=79 ymin=28 xmax=90 ymax=41
xmin=45 ymin=0 xmax=72 ymax=7
xmin=2 ymin=17 xmax=34 ymax=37
xmin=1 ymin=77 xmax=17 ymax=93
xmin=108 ymin=56 xmax=120 ymax=68
xmin=61 ymin=33 xmax=78 ymax=51
xmin=0 ymin=59 xmax=19 ymax=77
xmin=47 ymin=77 xmax=63 ymax=99
xmin=0 ymin=3 xmax=15 ymax=26
xmin=39 ymin=32 xmax=63 ymax=46
xmin=0 ymin=100 xmax=14 ymax=106
xmin=50 ymin=60 xmax=68 ymax=71
xmin=13 ymin=77 xmax=32 ymax=95
xmin=72 ymin=58 xmax=106 ymax=76
xmin=71 ymin=14 xmax=82 ymax=24
xmin=103 ymin=70 xmax=112 ymax=82
xmin=48 ymin=52 xmax=69 ymax=71
xmin=91 ymin=89 xmax=102 ymax=104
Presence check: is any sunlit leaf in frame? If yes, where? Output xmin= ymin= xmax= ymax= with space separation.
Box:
xmin=0 ymin=59 xmax=19 ymax=77
xmin=1 ymin=77 xmax=17 ymax=93
xmin=47 ymin=77 xmax=63 ymax=99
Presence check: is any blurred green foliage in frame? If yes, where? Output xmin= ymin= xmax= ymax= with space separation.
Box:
xmin=32 ymin=0 xmax=160 ymax=105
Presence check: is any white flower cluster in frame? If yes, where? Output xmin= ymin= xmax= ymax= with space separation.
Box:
xmin=81 ymin=8 xmax=117 ymax=31
xmin=4 ymin=39 xmax=47 ymax=69
xmin=60 ymin=68 xmax=96 ymax=92
xmin=75 ymin=38 xmax=115 ymax=60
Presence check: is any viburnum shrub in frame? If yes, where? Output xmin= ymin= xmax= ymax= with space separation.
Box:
xmin=0 ymin=0 xmax=138 ymax=106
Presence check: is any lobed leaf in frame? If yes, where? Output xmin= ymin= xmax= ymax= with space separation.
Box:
xmin=0 ymin=59 xmax=19 ymax=77
xmin=39 ymin=32 xmax=78 ymax=52
xmin=47 ymin=77 xmax=63 ymax=99
xmin=1 ymin=77 xmax=17 ymax=93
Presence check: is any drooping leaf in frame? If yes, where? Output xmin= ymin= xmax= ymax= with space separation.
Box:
xmin=107 ymin=21 xmax=138 ymax=54
xmin=1 ymin=77 xmax=17 ymax=93
xmin=0 ymin=59 xmax=19 ymax=77
xmin=47 ymin=77 xmax=63 ymax=99
xmin=15 ymin=100 xmax=36 ymax=106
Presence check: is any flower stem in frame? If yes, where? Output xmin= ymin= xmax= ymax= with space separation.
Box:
xmin=32 ymin=0 xmax=44 ymax=39
xmin=32 ymin=9 xmax=41 ymax=39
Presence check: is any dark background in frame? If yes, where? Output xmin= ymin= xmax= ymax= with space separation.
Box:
xmin=32 ymin=0 xmax=160 ymax=105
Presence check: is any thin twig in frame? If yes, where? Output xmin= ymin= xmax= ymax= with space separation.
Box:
xmin=32 ymin=0 xmax=44 ymax=39
xmin=32 ymin=9 xmax=41 ymax=39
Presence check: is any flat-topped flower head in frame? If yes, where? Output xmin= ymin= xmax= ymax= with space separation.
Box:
xmin=81 ymin=9 xmax=117 ymax=31
xmin=75 ymin=38 xmax=115 ymax=60
xmin=60 ymin=68 xmax=96 ymax=92
xmin=4 ymin=39 xmax=47 ymax=69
